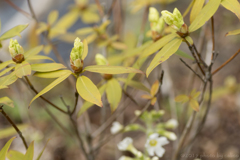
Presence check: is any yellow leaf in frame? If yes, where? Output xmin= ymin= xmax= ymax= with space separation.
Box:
xmin=36 ymin=139 xmax=50 ymax=160
xmin=221 ymin=0 xmax=240 ymax=20
xmin=141 ymin=94 xmax=152 ymax=100
xmin=140 ymin=33 xmax=177 ymax=58
xmin=82 ymin=39 xmax=88 ymax=60
xmin=151 ymin=80 xmax=160 ymax=96
xmin=226 ymin=28 xmax=240 ymax=36
xmin=29 ymin=72 xmax=71 ymax=106
xmin=86 ymin=33 xmax=98 ymax=43
xmin=117 ymin=78 xmax=150 ymax=93
xmin=189 ymin=0 xmax=221 ymax=32
xmin=81 ymin=10 xmax=100 ymax=24
xmin=151 ymin=97 xmax=157 ymax=105
xmin=48 ymin=28 xmax=66 ymax=39
xmin=48 ymin=10 xmax=59 ymax=25
xmin=0 ymin=97 xmax=14 ymax=108
xmin=15 ymin=61 xmax=31 ymax=78
xmin=146 ymin=38 xmax=182 ymax=77
xmin=77 ymin=84 xmax=107 ymax=117
xmin=0 ymin=71 xmax=18 ymax=88
xmin=54 ymin=10 xmax=79 ymax=30
xmin=0 ymin=137 xmax=16 ymax=160
xmin=24 ymin=141 xmax=34 ymax=160
xmin=183 ymin=0 xmax=196 ymax=17
xmin=0 ymin=60 xmax=15 ymax=71
xmin=84 ymin=65 xmax=144 ymax=75
xmin=25 ymin=55 xmax=54 ymax=62
xmin=0 ymin=24 xmax=28 ymax=40
xmin=106 ymin=78 xmax=122 ymax=112
xmin=175 ymin=95 xmax=189 ymax=103
xmin=7 ymin=150 xmax=25 ymax=160
xmin=31 ymin=63 xmax=66 ymax=72
xmin=0 ymin=67 xmax=14 ymax=77
xmin=36 ymin=22 xmax=48 ymax=35
xmin=189 ymin=99 xmax=199 ymax=111
xmin=76 ymin=76 xmax=103 ymax=107
xmin=76 ymin=27 xmax=94 ymax=35
xmin=43 ymin=45 xmax=52 ymax=55
xmin=34 ymin=70 xmax=72 ymax=79
xmin=0 ymin=124 xmax=28 ymax=139
xmin=111 ymin=42 xmax=127 ymax=50
xmin=24 ymin=45 xmax=43 ymax=58
xmin=190 ymin=0 xmax=205 ymax=23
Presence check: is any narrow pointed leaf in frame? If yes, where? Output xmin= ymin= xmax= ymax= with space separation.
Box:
xmin=0 ymin=137 xmax=16 ymax=160
xmin=25 ymin=55 xmax=54 ymax=62
xmin=31 ymin=63 xmax=66 ymax=72
xmin=76 ymin=27 xmax=94 ymax=35
xmin=48 ymin=10 xmax=59 ymax=25
xmin=86 ymin=33 xmax=98 ymax=43
xmin=0 ymin=24 xmax=28 ymax=40
xmin=24 ymin=141 xmax=34 ymax=160
xmin=117 ymin=78 xmax=150 ymax=93
xmin=15 ymin=61 xmax=31 ymax=78
xmin=190 ymin=0 xmax=205 ymax=23
xmin=0 ymin=67 xmax=14 ymax=77
xmin=175 ymin=95 xmax=189 ymax=103
xmin=140 ymin=33 xmax=177 ymax=58
xmin=29 ymin=72 xmax=71 ymax=106
xmin=0 ymin=60 xmax=15 ymax=71
xmin=77 ymin=84 xmax=107 ymax=117
xmin=175 ymin=49 xmax=194 ymax=60
xmin=82 ymin=39 xmax=88 ymax=60
xmin=151 ymin=97 xmax=157 ymax=105
xmin=221 ymin=0 xmax=240 ymax=20
xmin=76 ymin=76 xmax=103 ymax=107
xmin=226 ymin=28 xmax=240 ymax=36
xmin=7 ymin=150 xmax=25 ymax=160
xmin=0 ymin=97 xmax=14 ymax=108
xmin=141 ymin=94 xmax=152 ymax=100
xmin=189 ymin=99 xmax=199 ymax=111
xmin=151 ymin=80 xmax=160 ymax=96
xmin=189 ymin=0 xmax=221 ymax=32
xmin=84 ymin=65 xmax=144 ymax=74
xmin=54 ymin=10 xmax=79 ymax=30
xmin=81 ymin=10 xmax=100 ymax=24
xmin=0 ymin=124 xmax=28 ymax=139
xmin=24 ymin=45 xmax=43 ymax=58
xmin=0 ymin=71 xmax=18 ymax=88
xmin=34 ymin=70 xmax=72 ymax=79
xmin=106 ymin=78 xmax=122 ymax=112
xmin=146 ymin=38 xmax=182 ymax=77
xmin=36 ymin=139 xmax=50 ymax=160
xmin=183 ymin=0 xmax=195 ymax=17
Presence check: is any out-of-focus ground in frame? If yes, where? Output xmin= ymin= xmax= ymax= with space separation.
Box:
xmin=0 ymin=0 xmax=240 ymax=160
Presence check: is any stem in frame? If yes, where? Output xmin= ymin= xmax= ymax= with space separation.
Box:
xmin=94 ymin=0 xmax=104 ymax=17
xmin=0 ymin=106 xmax=28 ymax=149
xmin=4 ymin=0 xmax=32 ymax=18
xmin=24 ymin=76 xmax=68 ymax=114
xmin=27 ymin=0 xmax=38 ymax=22
xmin=71 ymin=91 xmax=79 ymax=115
xmin=211 ymin=17 xmax=215 ymax=60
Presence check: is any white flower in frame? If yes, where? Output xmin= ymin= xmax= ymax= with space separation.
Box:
xmin=118 ymin=137 xmax=141 ymax=157
xmin=152 ymin=157 xmax=159 ymax=160
xmin=164 ymin=131 xmax=177 ymax=141
xmin=119 ymin=156 xmax=133 ymax=160
xmin=145 ymin=133 xmax=169 ymax=157
xmin=165 ymin=119 xmax=178 ymax=129
xmin=111 ymin=121 xmax=123 ymax=134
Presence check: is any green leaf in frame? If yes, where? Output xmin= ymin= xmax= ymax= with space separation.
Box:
xmin=0 ymin=124 xmax=28 ymax=139
xmin=0 ymin=137 xmax=15 ymax=160
xmin=221 ymin=0 xmax=240 ymax=20
xmin=84 ymin=65 xmax=144 ymax=75
xmin=0 ymin=60 xmax=15 ymax=71
xmin=82 ymin=39 xmax=88 ymax=60
xmin=106 ymin=78 xmax=122 ymax=112
xmin=189 ymin=0 xmax=221 ymax=32
xmin=140 ymin=33 xmax=177 ymax=58
xmin=76 ymin=76 xmax=103 ymax=107
xmin=0 ymin=24 xmax=28 ymax=40
xmin=77 ymin=84 xmax=107 ymax=117
xmin=190 ymin=0 xmax=205 ymax=23
xmin=146 ymin=38 xmax=182 ymax=77
xmin=34 ymin=70 xmax=72 ymax=78
xmin=117 ymin=78 xmax=150 ymax=93
xmin=24 ymin=141 xmax=34 ymax=160
xmin=36 ymin=139 xmax=50 ymax=160
xmin=24 ymin=45 xmax=43 ymax=58
xmin=7 ymin=150 xmax=25 ymax=160
xmin=76 ymin=27 xmax=94 ymax=35
xmin=0 ymin=67 xmax=14 ymax=77
xmin=29 ymin=71 xmax=71 ymax=106
xmin=124 ymin=124 xmax=144 ymax=132
xmin=0 ymin=71 xmax=18 ymax=88
xmin=0 ymin=97 xmax=14 ymax=108
xmin=31 ymin=63 xmax=66 ymax=72
xmin=25 ymin=55 xmax=54 ymax=62
xmin=225 ymin=28 xmax=240 ymax=36
xmin=15 ymin=61 xmax=31 ymax=78
xmin=175 ymin=49 xmax=194 ymax=60
xmin=48 ymin=10 xmax=59 ymax=25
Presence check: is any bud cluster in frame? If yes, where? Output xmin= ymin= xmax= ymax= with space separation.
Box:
xmin=70 ymin=37 xmax=84 ymax=73
xmin=9 ymin=39 xmax=24 ymax=63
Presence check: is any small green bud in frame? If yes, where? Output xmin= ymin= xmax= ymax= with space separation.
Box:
xmin=162 ymin=8 xmax=185 ymax=31
xmin=151 ymin=17 xmax=165 ymax=33
xmin=173 ymin=8 xmax=184 ymax=28
xmin=70 ymin=37 xmax=84 ymax=72
xmin=161 ymin=10 xmax=174 ymax=26
xmin=149 ymin=7 xmax=159 ymax=23
xmin=95 ymin=53 xmax=108 ymax=65
xmin=9 ymin=39 xmax=24 ymax=57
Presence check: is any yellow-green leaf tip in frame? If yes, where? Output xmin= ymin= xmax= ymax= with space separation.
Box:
xmin=95 ymin=53 xmax=108 ymax=65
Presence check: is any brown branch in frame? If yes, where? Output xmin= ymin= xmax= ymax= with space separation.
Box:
xmin=0 ymin=105 xmax=28 ymax=149
xmin=211 ymin=17 xmax=215 ymax=60
xmin=94 ymin=0 xmax=104 ymax=17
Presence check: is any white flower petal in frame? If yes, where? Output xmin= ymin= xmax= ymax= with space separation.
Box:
xmin=147 ymin=146 xmax=155 ymax=156
xmin=118 ymin=137 xmax=133 ymax=151
xmin=110 ymin=121 xmax=123 ymax=134
xmin=157 ymin=137 xmax=169 ymax=146
xmin=149 ymin=133 xmax=159 ymax=139
xmin=155 ymin=146 xmax=165 ymax=157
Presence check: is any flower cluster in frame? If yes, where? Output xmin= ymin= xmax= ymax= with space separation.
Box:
xmin=9 ymin=39 xmax=24 ymax=63
xmin=70 ymin=37 xmax=84 ymax=73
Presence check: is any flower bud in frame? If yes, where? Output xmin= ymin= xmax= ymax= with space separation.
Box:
xmin=95 ymin=53 xmax=108 ymax=65
xmin=110 ymin=121 xmax=123 ymax=134
xmin=9 ymin=39 xmax=24 ymax=63
xmin=173 ymin=8 xmax=184 ymax=29
xmin=119 ymin=156 xmax=133 ymax=160
xmin=163 ymin=131 xmax=177 ymax=141
xmin=165 ymin=119 xmax=178 ymax=129
xmin=70 ymin=37 xmax=84 ymax=73
xmin=149 ymin=7 xmax=159 ymax=23
xmin=161 ymin=10 xmax=174 ymax=26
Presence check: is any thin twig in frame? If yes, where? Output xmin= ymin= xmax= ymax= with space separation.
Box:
xmin=0 ymin=105 xmax=28 ymax=149
xmin=71 ymin=91 xmax=79 ymax=115
xmin=94 ymin=0 xmax=104 ymax=17
xmin=27 ymin=0 xmax=38 ymax=22
xmin=211 ymin=17 xmax=215 ymax=60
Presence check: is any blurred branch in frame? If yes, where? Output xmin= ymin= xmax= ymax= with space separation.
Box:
xmin=94 ymin=0 xmax=104 ymax=17
xmin=0 ymin=105 xmax=28 ymax=149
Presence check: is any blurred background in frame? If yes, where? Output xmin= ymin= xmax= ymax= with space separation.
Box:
xmin=0 ymin=0 xmax=240 ymax=160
